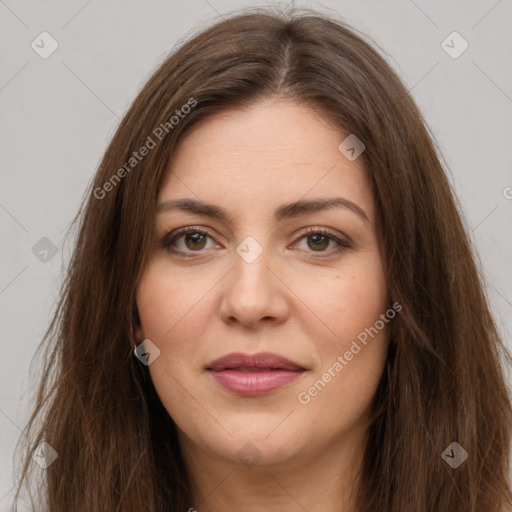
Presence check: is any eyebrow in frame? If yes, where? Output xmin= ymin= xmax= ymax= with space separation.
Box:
xmin=156 ymin=197 xmax=370 ymax=224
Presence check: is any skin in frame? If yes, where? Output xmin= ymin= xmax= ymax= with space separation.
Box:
xmin=135 ymin=98 xmax=390 ymax=512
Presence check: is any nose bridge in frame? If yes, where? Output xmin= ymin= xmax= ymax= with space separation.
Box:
xmin=220 ymin=236 xmax=288 ymax=325
xmin=233 ymin=247 xmax=271 ymax=289
xmin=231 ymin=239 xmax=274 ymax=301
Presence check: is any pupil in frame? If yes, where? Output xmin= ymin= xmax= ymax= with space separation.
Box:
xmin=186 ymin=233 xmax=206 ymax=250
xmin=309 ymin=234 xmax=328 ymax=251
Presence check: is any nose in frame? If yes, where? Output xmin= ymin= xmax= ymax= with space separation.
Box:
xmin=219 ymin=246 xmax=290 ymax=329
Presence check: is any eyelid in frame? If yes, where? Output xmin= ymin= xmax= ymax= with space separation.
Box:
xmin=160 ymin=226 xmax=218 ymax=254
xmin=160 ymin=225 xmax=352 ymax=256
xmin=293 ymin=226 xmax=352 ymax=253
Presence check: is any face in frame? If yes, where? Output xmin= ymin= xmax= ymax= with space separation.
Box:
xmin=135 ymin=98 xmax=390 ymax=468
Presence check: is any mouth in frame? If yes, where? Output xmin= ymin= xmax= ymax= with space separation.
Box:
xmin=206 ymin=352 xmax=307 ymax=396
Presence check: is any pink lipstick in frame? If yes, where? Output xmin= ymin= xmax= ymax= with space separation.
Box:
xmin=206 ymin=352 xmax=306 ymax=396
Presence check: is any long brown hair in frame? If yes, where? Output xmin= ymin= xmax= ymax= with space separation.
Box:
xmin=13 ymin=6 xmax=512 ymax=511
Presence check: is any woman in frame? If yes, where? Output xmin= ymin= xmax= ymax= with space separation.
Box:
xmin=13 ymin=6 xmax=512 ymax=512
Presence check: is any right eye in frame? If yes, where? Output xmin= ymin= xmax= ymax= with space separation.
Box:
xmin=161 ymin=226 xmax=220 ymax=256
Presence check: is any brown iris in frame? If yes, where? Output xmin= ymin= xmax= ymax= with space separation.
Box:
xmin=185 ymin=232 xmax=207 ymax=250
xmin=307 ymin=233 xmax=329 ymax=251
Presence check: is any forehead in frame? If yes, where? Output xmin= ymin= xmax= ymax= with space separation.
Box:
xmin=158 ymin=99 xmax=374 ymax=222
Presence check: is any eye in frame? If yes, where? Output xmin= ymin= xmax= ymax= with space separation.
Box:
xmin=160 ymin=226 xmax=351 ymax=257
xmin=161 ymin=227 xmax=218 ymax=256
xmin=293 ymin=227 xmax=351 ymax=256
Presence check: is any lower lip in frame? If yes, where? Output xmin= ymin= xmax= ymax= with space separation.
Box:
xmin=208 ymin=369 xmax=305 ymax=396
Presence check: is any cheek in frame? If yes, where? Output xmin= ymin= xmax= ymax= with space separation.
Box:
xmin=298 ymin=254 xmax=390 ymax=420
xmin=292 ymin=250 xmax=388 ymax=357
xmin=340 ymin=268 xmax=388 ymax=341
xmin=135 ymin=263 xmax=210 ymax=421
xmin=135 ymin=258 xmax=215 ymax=341
xmin=135 ymin=259 xmax=222 ymax=401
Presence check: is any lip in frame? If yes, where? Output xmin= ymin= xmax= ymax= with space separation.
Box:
xmin=206 ymin=352 xmax=306 ymax=396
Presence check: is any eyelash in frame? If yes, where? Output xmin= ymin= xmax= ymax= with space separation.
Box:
xmin=160 ymin=226 xmax=352 ymax=258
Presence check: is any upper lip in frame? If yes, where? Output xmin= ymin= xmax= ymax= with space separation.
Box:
xmin=206 ymin=352 xmax=306 ymax=371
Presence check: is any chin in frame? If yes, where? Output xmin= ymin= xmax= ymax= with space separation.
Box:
xmin=223 ymin=434 xmax=302 ymax=468
xmin=184 ymin=414 xmax=307 ymax=468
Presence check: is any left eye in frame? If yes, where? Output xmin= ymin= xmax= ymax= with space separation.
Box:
xmin=295 ymin=229 xmax=348 ymax=252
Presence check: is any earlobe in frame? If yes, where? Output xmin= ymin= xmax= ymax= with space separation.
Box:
xmin=132 ymin=323 xmax=143 ymax=354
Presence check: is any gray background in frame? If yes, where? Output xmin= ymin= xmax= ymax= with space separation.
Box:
xmin=1 ymin=0 xmax=511 ymax=508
